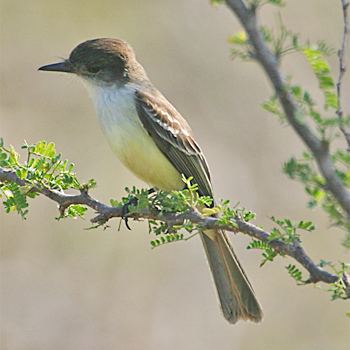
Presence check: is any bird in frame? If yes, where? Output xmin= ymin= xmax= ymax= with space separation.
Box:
xmin=39 ymin=38 xmax=263 ymax=324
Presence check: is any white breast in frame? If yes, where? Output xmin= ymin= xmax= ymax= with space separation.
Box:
xmin=83 ymin=81 xmax=183 ymax=191
xmin=87 ymin=83 xmax=143 ymax=156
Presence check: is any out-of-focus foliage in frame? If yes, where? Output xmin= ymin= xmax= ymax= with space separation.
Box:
xmin=227 ymin=2 xmax=350 ymax=247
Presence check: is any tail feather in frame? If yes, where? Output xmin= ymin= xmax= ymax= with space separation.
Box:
xmin=200 ymin=229 xmax=263 ymax=323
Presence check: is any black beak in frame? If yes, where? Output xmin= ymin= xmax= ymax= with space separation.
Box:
xmin=38 ymin=61 xmax=73 ymax=73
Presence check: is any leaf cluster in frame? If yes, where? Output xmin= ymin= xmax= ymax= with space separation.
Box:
xmin=247 ymin=217 xmax=314 ymax=267
xmin=0 ymin=139 xmax=94 ymax=219
xmin=319 ymin=260 xmax=350 ymax=301
xmin=283 ymin=152 xmax=350 ymax=237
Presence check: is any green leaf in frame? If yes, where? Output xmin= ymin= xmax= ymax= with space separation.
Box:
xmin=247 ymin=239 xmax=277 ymax=266
xmin=228 ymin=31 xmax=248 ymax=45
xmin=297 ymin=220 xmax=315 ymax=232
xmin=286 ymin=264 xmax=303 ymax=282
xmin=302 ymin=47 xmax=336 ymax=110
xmin=262 ymin=95 xmax=284 ymax=119
xmin=62 ymin=204 xmax=88 ymax=219
xmin=210 ymin=0 xmax=224 ymax=5
xmin=267 ymin=0 xmax=285 ymax=6
xmin=150 ymin=233 xmax=185 ymax=249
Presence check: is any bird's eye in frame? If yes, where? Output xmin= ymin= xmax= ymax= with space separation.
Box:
xmin=88 ymin=65 xmax=100 ymax=74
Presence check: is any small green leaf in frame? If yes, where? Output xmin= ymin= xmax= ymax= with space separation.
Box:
xmin=267 ymin=0 xmax=285 ymax=6
xmin=228 ymin=31 xmax=248 ymax=45
xmin=297 ymin=220 xmax=315 ymax=231
xmin=302 ymin=47 xmax=336 ymax=110
xmin=286 ymin=264 xmax=303 ymax=282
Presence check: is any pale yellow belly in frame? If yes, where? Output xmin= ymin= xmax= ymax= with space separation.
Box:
xmin=104 ymin=123 xmax=184 ymax=191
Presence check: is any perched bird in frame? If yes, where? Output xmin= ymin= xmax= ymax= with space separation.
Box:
xmin=39 ymin=38 xmax=263 ymax=323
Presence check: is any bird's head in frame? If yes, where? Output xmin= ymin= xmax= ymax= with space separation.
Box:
xmin=39 ymin=38 xmax=146 ymax=85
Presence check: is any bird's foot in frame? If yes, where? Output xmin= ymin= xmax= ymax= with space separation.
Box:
xmin=121 ymin=197 xmax=138 ymax=230
xmin=121 ymin=188 xmax=155 ymax=230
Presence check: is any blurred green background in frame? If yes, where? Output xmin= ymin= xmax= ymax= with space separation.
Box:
xmin=1 ymin=1 xmax=349 ymax=349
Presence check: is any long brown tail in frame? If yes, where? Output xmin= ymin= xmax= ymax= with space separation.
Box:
xmin=200 ymin=229 xmax=263 ymax=324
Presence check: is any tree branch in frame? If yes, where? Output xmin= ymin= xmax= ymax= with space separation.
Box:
xmin=1 ymin=167 xmax=345 ymax=289
xmin=225 ymin=0 xmax=350 ymax=218
xmin=336 ymin=0 xmax=350 ymax=149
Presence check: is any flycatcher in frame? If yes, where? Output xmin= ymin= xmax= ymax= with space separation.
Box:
xmin=39 ymin=38 xmax=263 ymax=324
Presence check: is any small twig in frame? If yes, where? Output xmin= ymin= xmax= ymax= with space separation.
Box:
xmin=1 ymin=167 xmax=347 ymax=292
xmin=343 ymin=272 xmax=350 ymax=296
xmin=337 ymin=0 xmax=350 ymax=150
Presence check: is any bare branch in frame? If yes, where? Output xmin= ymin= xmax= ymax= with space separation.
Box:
xmin=225 ymin=0 xmax=350 ymax=218
xmin=337 ymin=0 xmax=350 ymax=149
xmin=1 ymin=167 xmax=345 ymax=290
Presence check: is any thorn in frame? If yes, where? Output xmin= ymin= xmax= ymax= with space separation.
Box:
xmin=343 ymin=273 xmax=350 ymax=298
xmin=124 ymin=217 xmax=132 ymax=231
xmin=58 ymin=204 xmax=67 ymax=217
xmin=121 ymin=199 xmax=137 ymax=231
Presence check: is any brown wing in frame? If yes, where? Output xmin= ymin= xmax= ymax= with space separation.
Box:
xmin=135 ymin=87 xmax=213 ymax=197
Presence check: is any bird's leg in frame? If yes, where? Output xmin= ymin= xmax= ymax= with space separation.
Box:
xmin=121 ymin=188 xmax=156 ymax=230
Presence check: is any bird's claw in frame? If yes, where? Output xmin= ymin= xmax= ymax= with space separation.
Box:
xmin=121 ymin=188 xmax=156 ymax=230
xmin=121 ymin=197 xmax=138 ymax=230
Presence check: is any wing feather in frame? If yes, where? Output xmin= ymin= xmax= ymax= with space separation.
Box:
xmin=135 ymin=88 xmax=213 ymax=197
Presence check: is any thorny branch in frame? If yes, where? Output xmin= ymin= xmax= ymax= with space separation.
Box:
xmin=337 ymin=0 xmax=350 ymax=149
xmin=225 ymin=0 xmax=350 ymax=217
xmin=1 ymin=167 xmax=347 ymax=292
